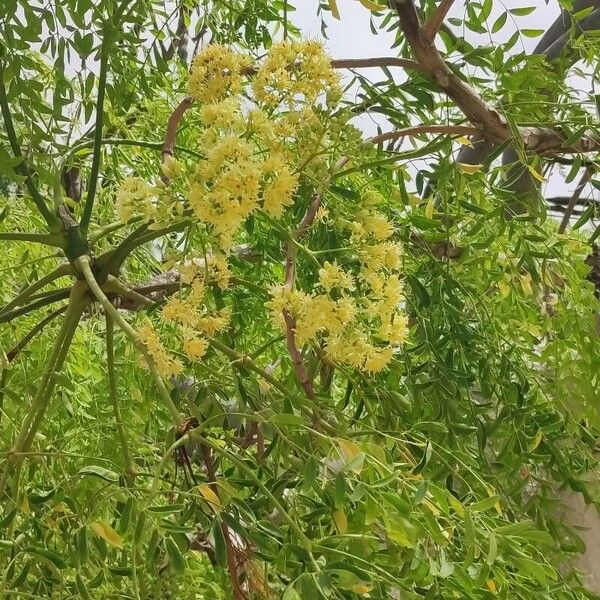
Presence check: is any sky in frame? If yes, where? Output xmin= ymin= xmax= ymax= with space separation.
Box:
xmin=289 ymin=1 xmax=596 ymax=205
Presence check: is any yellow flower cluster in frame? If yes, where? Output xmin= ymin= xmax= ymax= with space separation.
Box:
xmin=115 ymin=177 xmax=156 ymax=222
xmin=266 ymin=183 xmax=408 ymax=373
xmin=252 ymin=40 xmax=341 ymax=107
xmin=185 ymin=41 xmax=341 ymax=248
xmin=138 ymin=320 xmax=183 ymax=379
xmin=187 ymin=44 xmax=251 ymax=103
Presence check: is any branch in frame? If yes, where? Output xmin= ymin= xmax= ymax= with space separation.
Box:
xmin=558 ymin=167 xmax=594 ymax=234
xmin=0 ymin=232 xmax=64 ymax=246
xmin=0 ymin=65 xmax=57 ymax=230
xmin=0 ymin=263 xmax=72 ymax=318
xmin=80 ymin=23 xmax=112 ymax=233
xmin=422 ymin=0 xmax=457 ymax=41
xmin=106 ymin=316 xmax=135 ymax=481
xmin=75 ymin=255 xmax=182 ymax=425
xmin=0 ymin=289 xmax=71 ymax=324
xmin=390 ymin=0 xmax=600 ymax=155
xmin=368 ymin=124 xmax=480 ymax=146
xmin=6 ymin=306 xmax=67 ymax=363
xmin=330 ymin=56 xmax=422 ymax=72
xmin=282 ymin=195 xmax=322 ymax=404
xmin=161 ymin=97 xmax=194 ymax=183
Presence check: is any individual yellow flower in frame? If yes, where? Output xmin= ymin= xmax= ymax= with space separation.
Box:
xmin=318 ymin=262 xmax=355 ymax=293
xmin=182 ymin=329 xmax=209 ymax=362
xmin=115 ymin=177 xmax=155 ymax=222
xmin=262 ymin=167 xmax=299 ymax=218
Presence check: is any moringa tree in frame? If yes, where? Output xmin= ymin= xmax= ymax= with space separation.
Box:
xmin=0 ymin=0 xmax=599 ymax=598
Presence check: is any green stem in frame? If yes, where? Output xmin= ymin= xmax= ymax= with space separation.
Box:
xmin=75 ymin=255 xmax=182 ymax=424
xmin=80 ymin=24 xmax=112 ymax=234
xmin=106 ymin=316 xmax=135 ymax=481
xmin=103 ymin=275 xmax=154 ymax=308
xmin=0 ymin=290 xmax=71 ymax=323
xmin=6 ymin=305 xmax=67 ymax=364
xmin=0 ymin=63 xmax=58 ymax=231
xmin=65 ymin=138 xmax=203 ymax=165
xmin=0 ymin=263 xmax=73 ymax=318
xmin=89 ymin=215 xmax=144 ymax=245
xmin=97 ymin=219 xmax=190 ymax=277
xmin=0 ymin=287 xmax=87 ymax=500
xmin=0 ymin=232 xmax=64 ymax=246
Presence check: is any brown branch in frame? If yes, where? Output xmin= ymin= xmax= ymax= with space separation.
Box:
xmin=331 ymin=56 xmax=422 ymax=72
xmin=423 ymin=0 xmax=457 ymax=41
xmin=282 ymin=194 xmax=322 ymax=404
xmin=368 ymin=124 xmax=480 ymax=145
xmin=200 ymin=443 xmax=248 ymax=600
xmin=391 ymin=0 xmax=600 ymax=155
xmin=558 ymin=167 xmax=594 ymax=234
xmin=161 ymin=97 xmax=194 ymax=183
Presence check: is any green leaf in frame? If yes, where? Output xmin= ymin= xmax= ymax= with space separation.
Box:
xmin=78 ymin=465 xmax=119 ymax=483
xmin=521 ymin=29 xmax=544 ymax=37
xmin=26 ymin=546 xmax=68 ymax=569
xmin=165 ymin=536 xmax=186 ymax=574
xmin=492 ymin=12 xmax=507 ymax=33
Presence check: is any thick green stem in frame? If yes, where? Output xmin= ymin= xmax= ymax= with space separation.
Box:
xmin=0 ymin=290 xmax=71 ymax=323
xmin=97 ymin=219 xmax=190 ymax=278
xmin=0 ymin=263 xmax=72 ymax=318
xmin=0 ymin=232 xmax=65 ymax=246
xmin=103 ymin=275 xmax=154 ymax=308
xmin=0 ymin=63 xmax=58 ymax=231
xmin=75 ymin=256 xmax=182 ymax=424
xmin=0 ymin=286 xmax=87 ymax=500
xmin=106 ymin=316 xmax=135 ymax=481
xmin=79 ymin=25 xmax=111 ymax=234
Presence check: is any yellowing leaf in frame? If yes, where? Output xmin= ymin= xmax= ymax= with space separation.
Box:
xmin=91 ymin=521 xmax=123 ymax=549
xmin=333 ymin=508 xmax=348 ymax=534
xmin=457 ymin=163 xmax=483 ymax=175
xmin=198 ymin=484 xmax=221 ymax=510
xmin=520 ymin=274 xmax=533 ymax=296
xmin=358 ymin=0 xmax=385 ymax=10
xmin=423 ymin=499 xmax=440 ymax=516
xmin=527 ymin=164 xmax=546 ymax=183
xmin=337 ymin=439 xmax=360 ymax=462
xmin=498 ymin=280 xmax=510 ymax=299
xmin=351 ymin=582 xmax=373 ymax=595
xmin=487 ymin=578 xmax=497 ymax=594
xmin=328 ymin=0 xmax=340 ymax=19
xmin=448 ymin=495 xmax=465 ymax=517
xmin=425 ymin=197 xmax=434 ymax=219
xmin=456 ymin=136 xmax=474 ymax=147
xmin=528 ymin=429 xmax=543 ymax=452
xmin=337 ymin=439 xmax=363 ymax=473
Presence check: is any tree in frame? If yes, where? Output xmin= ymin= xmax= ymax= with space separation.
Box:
xmin=0 ymin=0 xmax=599 ymax=598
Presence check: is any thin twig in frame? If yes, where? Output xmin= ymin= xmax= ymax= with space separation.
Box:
xmin=6 ymin=306 xmax=68 ymax=363
xmin=282 ymin=194 xmax=322 ymax=403
xmin=368 ymin=124 xmax=479 ymax=146
xmin=80 ymin=22 xmax=112 ymax=233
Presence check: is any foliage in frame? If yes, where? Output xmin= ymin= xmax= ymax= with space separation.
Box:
xmin=0 ymin=0 xmax=600 ymax=599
